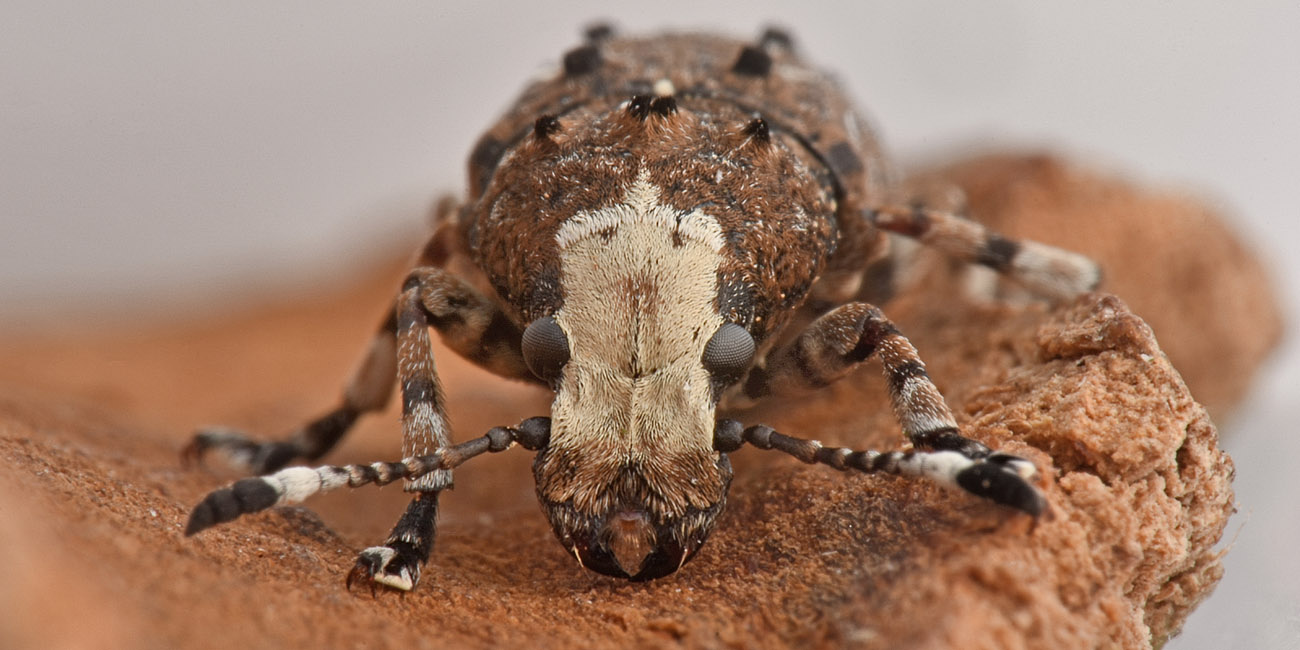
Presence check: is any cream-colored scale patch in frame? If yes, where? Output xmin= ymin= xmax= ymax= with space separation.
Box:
xmin=547 ymin=171 xmax=726 ymax=511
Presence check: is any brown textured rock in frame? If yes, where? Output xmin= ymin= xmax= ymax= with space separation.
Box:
xmin=0 ymin=153 xmax=1273 ymax=649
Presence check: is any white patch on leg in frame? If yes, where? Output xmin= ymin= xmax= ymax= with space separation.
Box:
xmin=1012 ymin=241 xmax=1101 ymax=300
xmin=899 ymin=450 xmax=973 ymax=490
xmin=894 ymin=375 xmax=957 ymax=436
xmin=900 ymin=412 xmax=956 ymax=440
xmin=195 ymin=427 xmax=258 ymax=469
xmin=405 ymin=401 xmax=452 ymax=492
xmin=991 ymin=453 xmax=1039 ymax=481
xmin=359 ymin=546 xmax=415 ymax=591
xmin=371 ymin=572 xmax=414 ymax=592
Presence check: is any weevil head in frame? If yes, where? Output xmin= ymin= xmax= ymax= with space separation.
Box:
xmin=471 ymin=96 xmax=837 ymax=578
xmin=518 ymin=172 xmax=755 ymax=579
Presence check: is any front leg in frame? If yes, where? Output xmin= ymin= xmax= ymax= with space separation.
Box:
xmin=347 ymin=267 xmax=527 ymax=592
xmin=740 ymin=302 xmax=1042 ymax=512
xmin=186 ymin=267 xmax=536 ymax=593
xmin=349 ymin=492 xmax=438 ymax=592
xmin=184 ymin=308 xmax=396 ymax=474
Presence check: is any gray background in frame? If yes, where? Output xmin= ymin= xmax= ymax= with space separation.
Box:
xmin=2 ymin=2 xmax=1296 ymax=647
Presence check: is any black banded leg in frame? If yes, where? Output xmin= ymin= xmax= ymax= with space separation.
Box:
xmin=349 ymin=492 xmax=438 ymax=593
xmin=399 ymin=267 xmax=533 ymax=382
xmin=742 ymin=302 xmax=1038 ymax=478
xmin=184 ymin=310 xmax=400 ymax=473
xmin=714 ymin=420 xmax=1045 ymax=516
xmin=348 ymin=273 xmax=460 ymax=592
xmin=866 ymin=203 xmax=1101 ymax=301
xmin=348 ymin=268 xmax=534 ymax=592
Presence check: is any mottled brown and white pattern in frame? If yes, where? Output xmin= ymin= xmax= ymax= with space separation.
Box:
xmin=185 ymin=26 xmax=1097 ymax=589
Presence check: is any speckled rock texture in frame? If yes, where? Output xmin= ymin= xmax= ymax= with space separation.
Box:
xmin=0 ymin=153 xmax=1277 ymax=649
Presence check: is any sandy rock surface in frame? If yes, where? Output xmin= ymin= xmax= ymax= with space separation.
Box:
xmin=0 ymin=153 xmax=1277 ymax=649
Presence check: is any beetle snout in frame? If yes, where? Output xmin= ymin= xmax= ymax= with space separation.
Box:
xmin=534 ymin=450 xmax=734 ymax=580
xmin=605 ymin=509 xmax=656 ymax=575
xmin=565 ymin=509 xmax=704 ymax=581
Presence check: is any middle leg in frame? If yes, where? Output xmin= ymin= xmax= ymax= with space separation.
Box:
xmin=738 ymin=302 xmax=1040 ymax=510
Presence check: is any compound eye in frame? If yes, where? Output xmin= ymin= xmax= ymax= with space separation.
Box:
xmin=522 ymin=316 xmax=570 ymax=383
xmin=701 ymin=322 xmax=755 ymax=382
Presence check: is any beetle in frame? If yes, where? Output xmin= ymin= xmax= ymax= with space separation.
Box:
xmin=184 ymin=26 xmax=1099 ymax=590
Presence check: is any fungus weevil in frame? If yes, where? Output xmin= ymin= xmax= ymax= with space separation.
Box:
xmin=184 ymin=26 xmax=1099 ymax=590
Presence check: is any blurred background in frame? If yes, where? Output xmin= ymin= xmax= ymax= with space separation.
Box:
xmin=2 ymin=1 xmax=1296 ymax=647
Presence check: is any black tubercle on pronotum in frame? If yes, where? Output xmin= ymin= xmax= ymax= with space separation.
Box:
xmin=650 ymin=95 xmax=677 ymax=117
xmin=563 ymin=44 xmax=601 ymax=76
xmin=533 ymin=115 xmax=561 ymax=140
xmin=731 ymin=45 xmax=772 ymax=77
xmin=584 ymin=23 xmax=615 ymax=43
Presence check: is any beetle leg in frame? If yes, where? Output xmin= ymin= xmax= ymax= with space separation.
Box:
xmin=350 ymin=492 xmax=440 ymax=593
xmin=865 ymin=203 xmax=1101 ymax=302
xmin=184 ymin=308 xmax=397 ymax=474
xmin=742 ymin=302 xmax=1035 ymax=468
xmin=184 ymin=261 xmax=538 ymax=591
xmin=720 ymin=301 xmax=1043 ymax=514
xmin=348 ymin=266 xmax=543 ymax=591
xmin=343 ymin=268 xmax=524 ymax=592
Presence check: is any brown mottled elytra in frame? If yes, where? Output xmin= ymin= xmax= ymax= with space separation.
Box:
xmin=184 ymin=26 xmax=1099 ymax=590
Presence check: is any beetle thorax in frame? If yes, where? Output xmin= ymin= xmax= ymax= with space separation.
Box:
xmin=543 ymin=171 xmax=726 ymax=511
xmin=532 ymin=171 xmax=733 ymax=576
